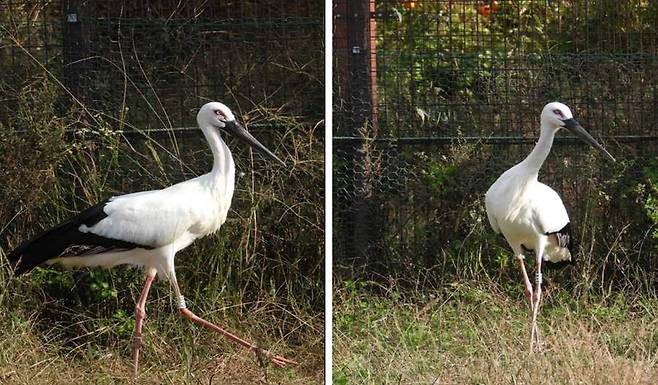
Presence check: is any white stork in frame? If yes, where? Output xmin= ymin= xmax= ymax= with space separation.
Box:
xmin=485 ymin=102 xmax=615 ymax=351
xmin=7 ymin=101 xmax=296 ymax=374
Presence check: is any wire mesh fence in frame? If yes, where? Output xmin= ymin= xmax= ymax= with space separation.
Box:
xmin=1 ymin=0 xmax=324 ymax=315
xmin=2 ymin=0 xmax=323 ymax=129
xmin=334 ymin=0 xmax=658 ymax=289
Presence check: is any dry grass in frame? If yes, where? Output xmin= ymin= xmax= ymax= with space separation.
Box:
xmin=0 ymin=292 xmax=322 ymax=385
xmin=334 ymin=281 xmax=658 ymax=385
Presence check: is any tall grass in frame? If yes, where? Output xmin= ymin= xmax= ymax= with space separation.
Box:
xmin=334 ymin=278 xmax=658 ymax=385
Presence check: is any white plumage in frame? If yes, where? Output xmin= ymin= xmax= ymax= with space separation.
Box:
xmin=485 ymin=101 xmax=615 ymax=351
xmin=56 ymin=169 xmax=235 ymax=275
xmin=485 ymin=160 xmax=571 ymax=264
xmin=8 ymin=101 xmax=294 ymax=374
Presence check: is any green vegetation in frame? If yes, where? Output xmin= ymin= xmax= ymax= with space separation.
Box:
xmin=336 ymin=0 xmax=658 ymax=289
xmin=641 ymin=159 xmax=658 ymax=250
xmin=0 ymin=3 xmax=322 ymax=383
xmin=375 ymin=0 xmax=658 ymax=134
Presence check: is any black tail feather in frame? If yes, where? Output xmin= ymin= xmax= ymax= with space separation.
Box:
xmin=545 ymin=222 xmax=575 ymax=269
xmin=8 ymin=199 xmax=143 ymax=276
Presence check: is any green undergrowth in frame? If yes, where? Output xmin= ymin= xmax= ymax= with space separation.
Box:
xmin=334 ymin=279 xmax=658 ymax=385
xmin=0 ymin=33 xmax=323 ymax=382
xmin=0 ymin=259 xmax=322 ymax=384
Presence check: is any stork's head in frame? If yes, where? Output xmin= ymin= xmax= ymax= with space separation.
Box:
xmin=541 ymin=102 xmax=615 ymax=162
xmin=197 ymin=101 xmax=236 ymax=129
xmin=197 ymin=102 xmax=285 ymax=166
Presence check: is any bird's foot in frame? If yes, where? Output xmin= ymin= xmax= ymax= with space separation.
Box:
xmin=254 ymin=348 xmax=298 ymax=368
xmin=534 ymin=330 xmax=543 ymax=352
xmin=178 ymin=308 xmax=297 ymax=369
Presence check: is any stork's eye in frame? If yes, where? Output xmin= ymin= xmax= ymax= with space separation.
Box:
xmin=214 ymin=110 xmax=225 ymax=119
xmin=552 ymin=109 xmax=564 ymax=118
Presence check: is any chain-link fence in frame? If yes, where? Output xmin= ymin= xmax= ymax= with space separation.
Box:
xmin=334 ymin=0 xmax=658 ymax=289
xmin=2 ymin=0 xmax=322 ymax=128
xmin=1 ymin=0 xmax=324 ymax=315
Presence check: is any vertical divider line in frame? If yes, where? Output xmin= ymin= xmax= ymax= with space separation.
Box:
xmin=324 ymin=0 xmax=333 ymax=383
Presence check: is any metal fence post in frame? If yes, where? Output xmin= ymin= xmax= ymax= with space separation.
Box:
xmin=335 ymin=0 xmax=379 ymax=259
xmin=62 ymin=1 xmax=84 ymax=101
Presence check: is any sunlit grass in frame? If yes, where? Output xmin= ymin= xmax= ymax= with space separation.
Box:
xmin=0 ymin=270 xmax=322 ymax=385
xmin=334 ymin=280 xmax=658 ymax=385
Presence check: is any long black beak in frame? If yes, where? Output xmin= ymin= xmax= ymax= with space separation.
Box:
xmin=223 ymin=121 xmax=286 ymax=166
xmin=562 ymin=118 xmax=616 ymax=162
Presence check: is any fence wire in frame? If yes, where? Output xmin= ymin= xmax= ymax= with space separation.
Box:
xmin=1 ymin=0 xmax=323 ymax=182
xmin=1 ymin=0 xmax=322 ymax=129
xmin=1 ymin=1 xmax=324 ymax=309
xmin=334 ymin=0 xmax=658 ymax=288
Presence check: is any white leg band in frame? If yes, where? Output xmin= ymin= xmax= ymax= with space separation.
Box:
xmin=178 ymin=295 xmax=187 ymax=309
xmin=535 ymin=272 xmax=542 ymax=286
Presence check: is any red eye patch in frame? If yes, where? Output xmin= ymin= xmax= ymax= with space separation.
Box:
xmin=552 ymin=109 xmax=564 ymax=117
xmin=214 ymin=110 xmax=225 ymax=118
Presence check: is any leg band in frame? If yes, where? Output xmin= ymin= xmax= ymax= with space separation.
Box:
xmin=178 ymin=295 xmax=187 ymax=309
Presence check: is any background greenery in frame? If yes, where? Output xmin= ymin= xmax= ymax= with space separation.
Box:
xmin=0 ymin=1 xmax=323 ymax=383
xmin=334 ymin=1 xmax=657 ymax=383
xmin=335 ymin=0 xmax=658 ymax=294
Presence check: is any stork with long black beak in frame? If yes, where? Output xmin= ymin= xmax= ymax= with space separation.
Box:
xmin=485 ymin=102 xmax=616 ymax=351
xmin=7 ymin=102 xmax=296 ymax=374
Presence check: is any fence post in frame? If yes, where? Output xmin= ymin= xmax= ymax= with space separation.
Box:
xmin=336 ymin=0 xmax=377 ymax=131
xmin=335 ymin=0 xmax=379 ymax=259
xmin=62 ymin=0 xmax=85 ymax=101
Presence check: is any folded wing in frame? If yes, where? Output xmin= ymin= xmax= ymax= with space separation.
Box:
xmin=8 ymin=186 xmax=208 ymax=275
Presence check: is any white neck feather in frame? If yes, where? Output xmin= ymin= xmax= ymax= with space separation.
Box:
xmin=201 ymin=125 xmax=235 ymax=181
xmin=519 ymin=122 xmax=556 ymax=177
xmin=197 ymin=125 xmax=236 ymax=232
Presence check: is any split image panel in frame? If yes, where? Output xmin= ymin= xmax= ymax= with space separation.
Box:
xmin=0 ymin=1 xmax=323 ymax=383
xmin=1 ymin=1 xmax=658 ymax=384
xmin=333 ymin=1 xmax=658 ymax=383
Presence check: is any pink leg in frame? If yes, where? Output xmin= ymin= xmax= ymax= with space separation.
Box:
xmin=516 ymin=254 xmax=534 ymax=310
xmin=167 ymin=273 xmax=296 ymax=368
xmin=132 ymin=272 xmax=156 ymax=377
xmin=530 ymin=261 xmax=543 ymax=352
xmin=179 ymin=308 xmax=297 ymax=368
xmin=516 ymin=253 xmax=537 ymax=352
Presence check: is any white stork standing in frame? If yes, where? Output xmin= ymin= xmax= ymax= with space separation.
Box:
xmin=485 ymin=102 xmax=615 ymax=351
xmin=7 ymin=101 xmax=296 ymax=374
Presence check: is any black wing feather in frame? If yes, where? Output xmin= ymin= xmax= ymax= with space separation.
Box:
xmin=7 ymin=199 xmax=150 ymax=276
xmin=545 ymin=222 xmax=575 ymax=269
xmin=517 ymin=223 xmax=574 ymax=269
